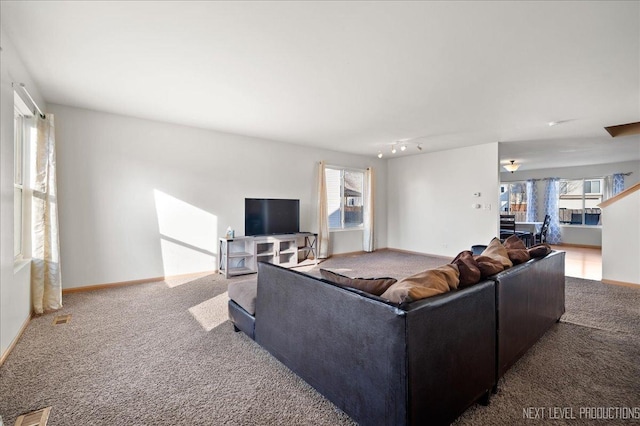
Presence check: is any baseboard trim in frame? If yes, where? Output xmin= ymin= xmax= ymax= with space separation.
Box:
xmin=327 ymin=250 xmax=368 ymax=258
xmin=385 ymin=247 xmax=452 ymax=261
xmin=601 ymin=279 xmax=640 ymax=288
xmin=62 ymin=270 xmax=217 ymax=294
xmin=0 ymin=312 xmax=32 ymax=367
xmin=553 ymin=243 xmax=601 ymax=249
xmin=326 ymin=247 xmax=452 ymax=260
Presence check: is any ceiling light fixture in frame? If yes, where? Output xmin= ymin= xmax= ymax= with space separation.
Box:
xmin=375 ymin=141 xmax=425 ymax=157
xmin=503 ymin=160 xmax=520 ymax=173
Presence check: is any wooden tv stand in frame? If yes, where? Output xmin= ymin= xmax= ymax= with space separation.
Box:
xmin=218 ymin=232 xmax=318 ymax=278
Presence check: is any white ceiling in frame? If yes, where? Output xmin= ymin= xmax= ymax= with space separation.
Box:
xmin=2 ymin=1 xmax=639 ymax=169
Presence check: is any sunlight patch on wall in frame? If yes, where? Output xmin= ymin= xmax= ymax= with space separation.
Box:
xmin=154 ymin=189 xmax=218 ymax=277
xmin=188 ymin=291 xmax=229 ymax=331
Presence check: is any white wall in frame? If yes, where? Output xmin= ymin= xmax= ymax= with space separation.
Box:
xmin=0 ymin=30 xmax=46 ymax=359
xmin=601 ymin=188 xmax=640 ymax=285
xmin=50 ymin=104 xmax=387 ymax=288
xmin=387 ymin=143 xmax=499 ymax=258
xmin=559 ymin=225 xmax=601 ymax=247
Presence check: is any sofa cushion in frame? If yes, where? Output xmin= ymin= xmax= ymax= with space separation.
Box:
xmin=481 ymin=238 xmax=513 ymax=269
xmin=319 ymin=269 xmax=397 ymax=296
xmin=474 ymin=255 xmax=505 ymax=277
xmin=507 ymin=249 xmax=531 ymax=265
xmin=528 ymin=243 xmax=552 ymax=258
xmin=228 ymin=280 xmax=258 ymax=315
xmin=503 ymin=234 xmax=527 ymax=250
xmin=451 ymin=250 xmax=481 ymax=288
xmin=380 ymin=264 xmax=459 ymax=304
xmin=502 ymin=235 xmax=531 ymax=264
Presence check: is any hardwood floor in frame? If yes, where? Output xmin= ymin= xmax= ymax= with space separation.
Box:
xmin=551 ymin=245 xmax=602 ymax=281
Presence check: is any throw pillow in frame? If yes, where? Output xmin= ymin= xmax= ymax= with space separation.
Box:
xmin=481 ymin=237 xmax=513 ymax=269
xmin=319 ymin=269 xmax=397 ymax=296
xmin=507 ymin=249 xmax=531 ymax=265
xmin=503 ymin=234 xmax=527 ymax=250
xmin=528 ymin=243 xmax=552 ymax=258
xmin=451 ymin=250 xmax=481 ymax=288
xmin=474 ymin=255 xmax=505 ymax=277
xmin=380 ymin=264 xmax=460 ymax=304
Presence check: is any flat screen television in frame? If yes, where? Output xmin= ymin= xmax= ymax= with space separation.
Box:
xmin=245 ymin=198 xmax=300 ymax=236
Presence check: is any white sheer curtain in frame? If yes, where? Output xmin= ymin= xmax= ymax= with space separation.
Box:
xmin=31 ymin=114 xmax=62 ymax=314
xmin=317 ymin=161 xmax=330 ymax=259
xmin=603 ymin=175 xmax=614 ymax=201
xmin=603 ymin=174 xmax=626 ymax=200
xmin=363 ymin=167 xmax=374 ymax=252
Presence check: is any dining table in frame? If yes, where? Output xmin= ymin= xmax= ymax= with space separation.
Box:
xmin=516 ymin=221 xmax=543 ymax=235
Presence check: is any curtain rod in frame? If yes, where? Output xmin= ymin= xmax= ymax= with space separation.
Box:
xmin=522 ymin=172 xmax=633 ymax=182
xmin=15 ymin=82 xmax=46 ymax=119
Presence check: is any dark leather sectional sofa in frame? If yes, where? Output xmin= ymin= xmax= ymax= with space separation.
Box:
xmin=494 ymin=250 xmax=566 ymax=382
xmin=228 ymin=250 xmax=566 ymax=425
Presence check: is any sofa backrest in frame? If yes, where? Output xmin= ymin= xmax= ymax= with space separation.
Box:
xmin=255 ymin=262 xmax=408 ymax=425
xmin=404 ymin=280 xmax=496 ymax=424
xmin=492 ymin=250 xmax=566 ymax=378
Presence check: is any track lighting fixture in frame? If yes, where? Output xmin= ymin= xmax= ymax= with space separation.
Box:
xmin=375 ymin=141 xmax=425 ymax=157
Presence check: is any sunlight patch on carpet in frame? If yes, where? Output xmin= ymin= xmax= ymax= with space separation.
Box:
xmin=324 ymin=268 xmax=353 ymax=273
xmin=188 ymin=291 xmax=229 ymax=331
xmin=164 ymin=272 xmax=214 ymax=288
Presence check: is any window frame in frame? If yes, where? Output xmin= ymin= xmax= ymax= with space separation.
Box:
xmin=13 ymin=91 xmax=34 ymax=262
xmin=325 ymin=165 xmax=366 ymax=231
xmin=499 ymin=181 xmax=528 ymax=222
xmin=14 ymin=107 xmax=25 ymax=260
xmin=558 ymin=177 xmax=603 ymax=226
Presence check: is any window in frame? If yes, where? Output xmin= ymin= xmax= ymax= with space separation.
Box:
xmin=325 ymin=167 xmax=364 ymax=229
xmin=584 ymin=179 xmax=601 ymax=194
xmin=14 ymin=107 xmax=25 ymax=259
xmin=558 ymin=178 xmax=603 ymax=226
xmin=499 ymin=182 xmax=528 ymax=222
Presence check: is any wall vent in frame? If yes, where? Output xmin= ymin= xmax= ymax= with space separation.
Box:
xmin=14 ymin=407 xmax=51 ymax=426
xmin=52 ymin=315 xmax=71 ymax=325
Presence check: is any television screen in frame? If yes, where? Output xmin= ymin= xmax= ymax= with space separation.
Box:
xmin=245 ymin=198 xmax=300 ymax=236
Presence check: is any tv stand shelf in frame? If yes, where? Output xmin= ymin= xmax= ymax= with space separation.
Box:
xmin=218 ymin=233 xmax=317 ymax=278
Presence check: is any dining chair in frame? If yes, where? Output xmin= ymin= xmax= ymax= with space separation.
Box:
xmin=585 ymin=213 xmax=600 ymax=225
xmin=570 ymin=213 xmax=582 ymax=224
xmin=534 ymin=215 xmax=551 ymax=244
xmin=500 ymin=214 xmax=533 ymax=246
xmin=499 ymin=215 xmax=516 ymax=239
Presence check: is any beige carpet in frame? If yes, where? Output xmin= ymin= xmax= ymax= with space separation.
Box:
xmin=0 ymin=251 xmax=638 ymax=425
